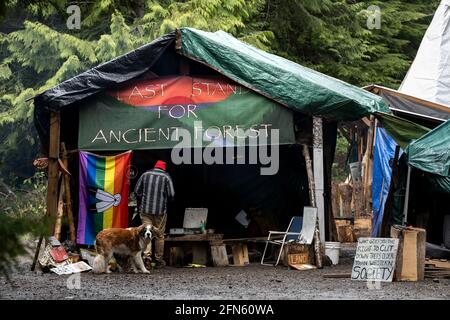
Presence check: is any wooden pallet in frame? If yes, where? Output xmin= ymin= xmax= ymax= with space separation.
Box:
xmin=424 ymin=259 xmax=450 ymax=278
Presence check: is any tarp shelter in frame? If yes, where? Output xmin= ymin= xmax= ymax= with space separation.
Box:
xmin=365 ymin=85 xmax=450 ymax=240
xmin=400 ymin=0 xmax=450 ymax=106
xmin=407 ymin=119 xmax=450 ymax=192
xmin=365 ymin=85 xmax=450 ymax=125
xmin=34 ymin=28 xmax=388 ymax=244
xmin=371 ymin=128 xmax=402 ymax=236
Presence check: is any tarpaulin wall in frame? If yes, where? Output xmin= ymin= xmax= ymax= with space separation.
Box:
xmin=372 ymin=128 xmax=402 ymax=236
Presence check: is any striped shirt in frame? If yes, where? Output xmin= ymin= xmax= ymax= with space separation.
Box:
xmin=134 ymin=169 xmax=175 ymax=216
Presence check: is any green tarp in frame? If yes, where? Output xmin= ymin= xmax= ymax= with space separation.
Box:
xmin=179 ymin=28 xmax=390 ymax=121
xmin=78 ymin=76 xmax=295 ymax=150
xmin=406 ymin=119 xmax=450 ymax=177
xmin=375 ymin=112 xmax=431 ymax=149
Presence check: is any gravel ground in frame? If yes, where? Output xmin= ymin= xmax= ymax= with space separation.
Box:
xmin=1 ymin=244 xmax=449 ymax=300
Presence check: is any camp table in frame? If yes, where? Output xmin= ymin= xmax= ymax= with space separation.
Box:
xmin=164 ymin=233 xmax=225 ymax=266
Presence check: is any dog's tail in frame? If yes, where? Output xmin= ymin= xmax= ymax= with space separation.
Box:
xmin=92 ymin=255 xmax=106 ymax=273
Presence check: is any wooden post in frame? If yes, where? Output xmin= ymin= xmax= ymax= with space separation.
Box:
xmin=302 ymin=145 xmax=316 ymax=207
xmin=302 ymin=143 xmax=322 ymax=268
xmin=352 ymin=181 xmax=364 ymax=217
xmin=211 ymin=245 xmax=229 ymax=267
xmin=231 ymin=243 xmax=249 ymax=266
xmin=31 ymin=235 xmax=44 ymax=271
xmin=54 ymin=180 xmax=65 ymax=240
xmin=363 ymin=116 xmax=375 ymax=215
xmin=46 ymin=112 xmax=61 ymax=236
xmin=61 ymin=143 xmax=76 ymax=242
xmin=403 ymin=166 xmax=412 ymax=225
xmin=313 ymin=117 xmax=325 ymax=243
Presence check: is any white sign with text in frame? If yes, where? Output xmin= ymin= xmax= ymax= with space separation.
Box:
xmin=351 ymin=237 xmax=399 ymax=282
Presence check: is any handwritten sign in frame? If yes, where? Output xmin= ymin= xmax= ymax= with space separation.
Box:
xmin=351 ymin=237 xmax=399 ymax=282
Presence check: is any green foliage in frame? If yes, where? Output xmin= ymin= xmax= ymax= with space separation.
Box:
xmin=332 ymin=131 xmax=350 ymax=182
xmin=267 ymin=0 xmax=439 ymax=88
xmin=0 ymin=0 xmax=442 ymax=184
xmin=0 ymin=172 xmax=47 ymax=279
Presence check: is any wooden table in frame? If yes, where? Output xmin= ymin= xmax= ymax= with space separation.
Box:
xmin=164 ymin=235 xmax=284 ymax=267
xmin=164 ymin=233 xmax=227 ymax=266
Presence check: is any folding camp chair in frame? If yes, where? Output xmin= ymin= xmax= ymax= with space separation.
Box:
xmin=261 ymin=207 xmax=318 ymax=266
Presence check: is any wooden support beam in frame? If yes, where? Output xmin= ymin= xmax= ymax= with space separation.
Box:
xmin=363 ymin=116 xmax=376 ymax=215
xmin=403 ymin=166 xmax=412 ymax=224
xmin=54 ymin=178 xmax=65 ymax=240
xmin=312 ymin=117 xmax=325 ymax=243
xmin=302 ymin=145 xmax=316 ymax=207
xmin=46 ymin=112 xmax=61 ymax=236
xmin=231 ymin=243 xmax=249 ymax=266
xmin=302 ymin=142 xmax=323 ymax=268
xmin=61 ymin=143 xmax=76 ymax=242
xmin=211 ymin=245 xmax=229 ymax=267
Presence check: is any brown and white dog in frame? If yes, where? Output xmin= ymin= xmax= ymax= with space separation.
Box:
xmin=93 ymin=224 xmax=155 ymax=274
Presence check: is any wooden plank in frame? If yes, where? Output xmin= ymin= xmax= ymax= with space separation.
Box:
xmin=289 ymin=264 xmax=316 ymax=271
xmin=302 ymin=144 xmax=316 ymax=207
xmin=165 ymin=233 xmax=223 ymax=242
xmin=363 ymin=115 xmax=375 ymax=214
xmin=61 ymin=143 xmax=76 ymax=242
xmin=231 ymin=243 xmax=249 ymax=266
xmin=425 ymin=259 xmax=450 ymax=269
xmin=336 ymin=223 xmax=355 ymax=243
xmin=223 ymin=236 xmax=281 ymax=242
xmin=53 ymin=179 xmax=65 ymax=240
xmin=354 ymin=217 xmax=372 ymax=240
xmin=302 ymin=141 xmax=322 ymax=269
xmin=369 ymin=84 xmax=450 ymax=113
xmin=31 ymin=235 xmax=44 ymax=271
xmin=338 ymin=183 xmax=352 ymax=218
xmin=361 ymin=117 xmax=371 ymax=127
xmin=331 ymin=182 xmax=340 ymax=218
xmin=312 ymin=116 xmax=325 ymax=243
xmin=211 ymin=245 xmax=229 ymax=267
xmin=323 ymin=273 xmax=351 ymax=278
xmin=352 ymin=181 xmax=364 ymax=218
xmin=391 ymin=226 xmax=426 ymax=281
xmin=46 ymin=112 xmax=61 ymax=236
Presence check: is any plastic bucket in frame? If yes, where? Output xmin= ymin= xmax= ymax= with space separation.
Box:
xmin=325 ymin=242 xmax=341 ymax=265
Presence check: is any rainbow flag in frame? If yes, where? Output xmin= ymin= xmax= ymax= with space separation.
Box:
xmin=77 ymin=151 xmax=131 ymax=245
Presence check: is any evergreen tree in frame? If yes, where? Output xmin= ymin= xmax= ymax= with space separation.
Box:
xmin=0 ymin=0 xmax=442 ymax=183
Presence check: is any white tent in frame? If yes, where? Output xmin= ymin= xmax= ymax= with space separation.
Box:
xmin=400 ymin=0 xmax=450 ymax=107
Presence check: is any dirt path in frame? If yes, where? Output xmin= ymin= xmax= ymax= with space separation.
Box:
xmin=1 ymin=244 xmax=449 ymax=300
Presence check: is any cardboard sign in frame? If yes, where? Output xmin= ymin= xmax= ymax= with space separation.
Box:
xmin=51 ymin=261 xmax=92 ymax=275
xmin=351 ymin=237 xmax=399 ymax=282
xmin=183 ymin=208 xmax=208 ymax=229
xmin=50 ymin=246 xmax=69 ymax=263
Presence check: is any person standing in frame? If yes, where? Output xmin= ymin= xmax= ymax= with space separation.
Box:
xmin=134 ymin=160 xmax=174 ymax=267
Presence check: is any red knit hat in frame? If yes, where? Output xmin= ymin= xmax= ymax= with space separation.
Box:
xmin=154 ymin=160 xmax=166 ymax=171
